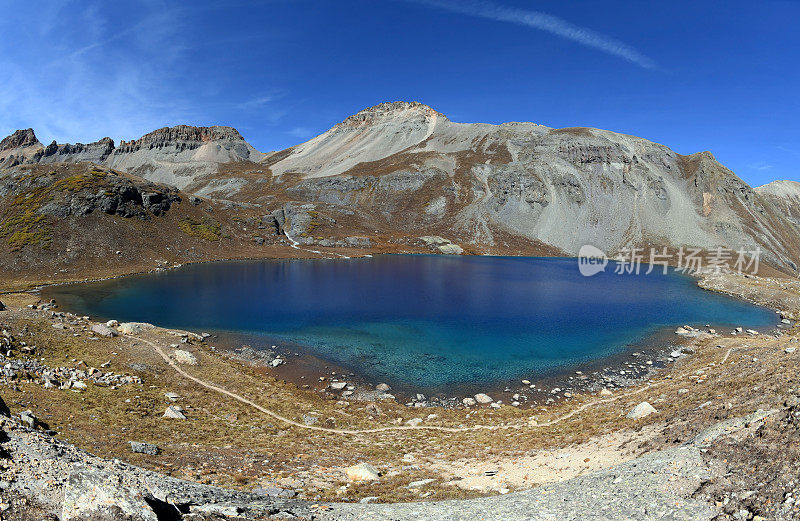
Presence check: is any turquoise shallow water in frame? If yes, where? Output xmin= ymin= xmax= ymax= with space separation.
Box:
xmin=44 ymin=255 xmax=777 ymax=390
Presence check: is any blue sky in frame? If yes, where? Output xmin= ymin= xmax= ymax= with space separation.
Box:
xmin=0 ymin=0 xmax=797 ymax=186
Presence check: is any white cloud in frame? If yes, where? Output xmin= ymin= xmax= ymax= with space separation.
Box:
xmin=286 ymin=126 xmax=314 ymax=139
xmin=237 ymin=96 xmax=276 ymax=110
xmin=0 ymin=3 xmax=204 ymax=144
xmin=748 ymin=161 xmax=774 ymax=171
xmin=409 ymin=0 xmax=657 ymax=70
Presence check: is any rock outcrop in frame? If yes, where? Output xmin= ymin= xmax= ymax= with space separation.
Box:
xmin=3 ymin=103 xmax=800 ymax=272
xmin=756 ymin=180 xmax=800 ymax=226
xmin=0 ymin=125 xmax=264 ymax=189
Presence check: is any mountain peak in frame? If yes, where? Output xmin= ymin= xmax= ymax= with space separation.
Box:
xmin=0 ymin=128 xmax=40 ymax=151
xmin=336 ymin=101 xmax=446 ymax=129
xmin=122 ymin=125 xmax=245 ymax=147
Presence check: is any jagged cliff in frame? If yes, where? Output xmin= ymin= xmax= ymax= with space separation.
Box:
xmin=2 ymin=102 xmax=799 ymax=273
xmin=0 ymin=126 xmax=263 ymax=188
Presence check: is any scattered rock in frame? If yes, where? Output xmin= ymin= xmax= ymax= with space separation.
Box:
xmin=599 ymin=388 xmax=613 ymax=396
xmin=172 ymin=349 xmax=197 ymax=365
xmin=163 ymin=405 xmax=186 ymax=419
xmin=785 ymin=347 xmax=796 ymax=354
xmin=19 ymin=410 xmax=36 ymax=429
xmin=253 ymin=486 xmax=295 ymax=498
xmin=406 ymin=479 xmax=435 ymax=489
xmin=129 ymin=441 xmax=159 ymax=455
xmin=345 ymin=462 xmax=380 ymax=481
xmin=406 ymin=417 xmax=423 ymax=427
xmin=474 ymin=393 xmax=493 ymax=404
xmin=365 ymin=403 xmax=382 ymax=416
xmin=270 ymin=357 xmax=283 ymax=367
xmin=627 ymin=401 xmax=658 ymax=420
xmin=91 ymin=323 xmax=117 ymax=338
xmin=164 ymin=392 xmax=180 ymax=401
xmin=116 ymin=322 xmax=152 ymax=335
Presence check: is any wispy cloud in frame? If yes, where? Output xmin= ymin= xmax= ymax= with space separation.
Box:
xmin=408 ymin=0 xmax=656 ymax=70
xmin=286 ymin=126 xmax=314 ymax=139
xmin=237 ymin=95 xmax=275 ymax=110
xmin=0 ymin=2 xmax=197 ymax=144
xmin=777 ymin=146 xmax=800 ymax=156
xmin=748 ymin=161 xmax=774 ymax=171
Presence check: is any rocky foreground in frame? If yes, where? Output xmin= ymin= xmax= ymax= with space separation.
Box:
xmin=2 ymin=396 xmax=799 ymax=520
xmin=0 ymin=272 xmax=798 ymax=520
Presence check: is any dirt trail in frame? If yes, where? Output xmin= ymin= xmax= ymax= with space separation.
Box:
xmin=133 ymin=334 xmax=677 ymax=436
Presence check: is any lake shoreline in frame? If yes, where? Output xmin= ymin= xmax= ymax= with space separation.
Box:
xmin=39 ymin=256 xmax=781 ymax=408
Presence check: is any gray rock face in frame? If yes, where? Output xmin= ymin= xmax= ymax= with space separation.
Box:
xmin=62 ymin=466 xmax=158 ymax=521
xmin=0 ymin=125 xmax=264 ymax=189
xmin=36 ymin=137 xmax=116 ymax=165
xmin=259 ymin=103 xmax=800 ymax=272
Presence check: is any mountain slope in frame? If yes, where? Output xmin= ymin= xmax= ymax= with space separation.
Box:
xmin=2 ymin=102 xmax=799 ymax=274
xmin=226 ymin=102 xmax=800 ymax=271
xmin=0 ymin=126 xmax=264 ymax=189
xmin=756 ymin=180 xmax=800 ymax=225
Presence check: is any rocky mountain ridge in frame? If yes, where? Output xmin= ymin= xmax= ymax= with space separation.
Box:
xmin=2 ymin=102 xmax=800 ymax=273
xmin=0 ymin=125 xmax=263 ymax=189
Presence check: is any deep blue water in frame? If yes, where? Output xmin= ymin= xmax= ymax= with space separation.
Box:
xmin=44 ymin=255 xmax=776 ymax=390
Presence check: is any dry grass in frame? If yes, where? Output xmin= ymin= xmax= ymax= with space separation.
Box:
xmin=2 ymin=276 xmax=799 ymax=502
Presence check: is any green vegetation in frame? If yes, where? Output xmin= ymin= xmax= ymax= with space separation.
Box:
xmin=0 ymin=170 xmax=113 ymax=250
xmin=179 ymin=217 xmax=222 ymax=241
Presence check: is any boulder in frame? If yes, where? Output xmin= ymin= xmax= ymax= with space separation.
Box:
xmin=599 ymin=388 xmax=613 ymax=397
xmin=163 ymin=405 xmax=186 ymax=420
xmin=406 ymin=417 xmax=423 ymax=427
xmin=329 ymin=382 xmax=347 ymax=391
xmin=345 ymin=462 xmax=380 ymax=481
xmin=462 ymin=397 xmax=477 ymax=406
xmin=626 ymin=401 xmax=657 ymax=420
xmin=62 ymin=466 xmax=158 ymax=521
xmin=375 ymin=383 xmax=391 ymax=391
xmin=117 ymin=322 xmax=153 ymax=335
xmin=405 ymin=478 xmax=435 ymax=489
xmin=19 ymin=410 xmax=36 ymax=429
xmin=474 ymin=393 xmax=493 ymax=404
xmin=91 ymin=323 xmax=117 ymax=338
xmin=129 ymin=441 xmax=160 ymax=456
xmin=172 ymin=349 xmax=197 ymax=365
xmin=0 ymin=301 xmax=5 ymax=311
